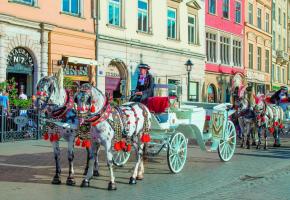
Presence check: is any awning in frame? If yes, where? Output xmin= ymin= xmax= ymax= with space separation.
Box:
xmin=64 ymin=56 xmax=98 ymax=66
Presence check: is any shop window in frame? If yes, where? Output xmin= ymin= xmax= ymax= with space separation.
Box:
xmin=207 ymin=84 xmax=216 ymax=103
xmin=62 ymin=0 xmax=81 ymax=16
xmin=189 ymin=81 xmax=199 ymax=102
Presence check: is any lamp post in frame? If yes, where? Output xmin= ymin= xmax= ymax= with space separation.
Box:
xmin=185 ymin=59 xmax=193 ymax=101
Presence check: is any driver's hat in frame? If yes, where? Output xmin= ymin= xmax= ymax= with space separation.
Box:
xmin=138 ymin=63 xmax=150 ymax=70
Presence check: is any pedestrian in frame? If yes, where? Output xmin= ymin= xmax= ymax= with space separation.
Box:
xmin=19 ymin=86 xmax=27 ymax=100
xmin=130 ymin=63 xmax=154 ymax=104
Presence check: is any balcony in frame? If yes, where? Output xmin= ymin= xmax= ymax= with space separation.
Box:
xmin=276 ymin=50 xmax=289 ymax=65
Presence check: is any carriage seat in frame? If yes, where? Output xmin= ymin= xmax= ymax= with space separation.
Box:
xmin=147 ymin=97 xmax=170 ymax=114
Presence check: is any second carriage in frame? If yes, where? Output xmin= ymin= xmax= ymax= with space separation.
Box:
xmin=113 ymin=83 xmax=237 ymax=173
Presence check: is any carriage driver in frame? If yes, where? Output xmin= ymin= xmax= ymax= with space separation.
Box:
xmin=130 ymin=63 xmax=154 ymax=103
xmin=270 ymin=86 xmax=289 ymax=105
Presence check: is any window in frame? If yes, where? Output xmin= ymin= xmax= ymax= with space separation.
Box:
xmin=257 ymin=47 xmax=262 ymax=71
xmin=233 ymin=40 xmax=241 ymax=66
xmin=284 ymin=12 xmax=286 ymax=29
xmin=273 ymin=31 xmax=276 ymax=50
xmin=138 ymin=0 xmax=148 ymax=32
xmin=278 ymin=8 xmax=281 ymax=24
xmin=248 ymin=3 xmax=253 ymax=24
xmin=188 ymin=15 xmax=197 ymax=44
xmin=209 ymin=0 xmax=216 ymax=14
xmin=167 ymin=8 xmax=177 ymax=39
xmin=257 ymin=8 xmax=262 ymax=29
xmin=62 ymin=0 xmax=81 ymax=15
xmin=265 ymin=50 xmax=270 ymax=73
xmin=220 ymin=36 xmax=230 ymax=65
xmin=189 ymin=81 xmax=199 ymax=102
xmin=223 ymin=0 xmax=229 ymax=19
xmin=272 ymin=64 xmax=275 ymax=81
xmin=109 ymin=0 xmax=121 ymax=26
xmin=283 ymin=38 xmax=286 ymax=51
xmin=235 ymin=1 xmax=241 ymax=23
xmin=249 ymin=44 xmax=253 ymax=69
xmin=278 ymin=34 xmax=281 ymax=50
xmin=206 ymin=33 xmax=217 ymax=63
xmin=265 ymin=13 xmax=270 ymax=33
xmin=272 ymin=2 xmax=275 ymax=19
xmin=12 ymin=0 xmax=35 ymax=5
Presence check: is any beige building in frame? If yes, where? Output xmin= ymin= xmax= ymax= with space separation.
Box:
xmin=271 ymin=0 xmax=289 ymax=91
xmin=244 ymin=0 xmax=272 ymax=94
xmin=96 ymin=0 xmax=206 ymax=102
xmin=0 ymin=0 xmax=96 ymax=96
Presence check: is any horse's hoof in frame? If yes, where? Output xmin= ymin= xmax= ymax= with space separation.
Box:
xmin=273 ymin=143 xmax=278 ymax=147
xmin=80 ymin=179 xmax=90 ymax=187
xmin=108 ymin=181 xmax=117 ymax=190
xmin=51 ymin=176 xmax=61 ymax=185
xmin=93 ymin=170 xmax=100 ymax=177
xmin=256 ymin=145 xmax=260 ymax=150
xmin=66 ymin=177 xmax=76 ymax=186
xmin=136 ymin=175 xmax=144 ymax=180
xmin=129 ymin=177 xmax=137 ymax=185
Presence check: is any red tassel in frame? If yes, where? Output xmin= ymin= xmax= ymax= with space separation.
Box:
xmin=50 ymin=134 xmax=54 ymax=142
xmin=85 ymin=140 xmax=91 ymax=148
xmin=257 ymin=115 xmax=261 ymax=120
xmin=274 ymin=121 xmax=279 ymax=127
xmin=120 ymin=140 xmax=126 ymax=149
xmin=114 ymin=142 xmax=121 ymax=151
xmin=75 ymin=137 xmax=81 ymax=146
xmin=261 ymin=117 xmax=265 ymax=122
xmin=279 ymin=124 xmax=283 ymax=129
xmin=269 ymin=127 xmax=274 ymax=134
xmin=141 ymin=134 xmax=151 ymax=143
xmin=43 ymin=133 xmax=49 ymax=140
xmin=90 ymin=104 xmax=96 ymax=113
xmin=53 ymin=134 xmax=60 ymax=141
xmin=82 ymin=140 xmax=86 ymax=147
xmin=126 ymin=144 xmax=131 ymax=152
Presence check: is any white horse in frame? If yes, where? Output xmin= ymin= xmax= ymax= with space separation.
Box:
xmin=75 ymin=83 xmax=151 ymax=190
xmin=36 ymin=71 xmax=98 ymax=185
xmin=253 ymin=94 xmax=284 ymax=148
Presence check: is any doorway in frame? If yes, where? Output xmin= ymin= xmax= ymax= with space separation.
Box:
xmin=7 ymin=73 xmax=28 ymax=95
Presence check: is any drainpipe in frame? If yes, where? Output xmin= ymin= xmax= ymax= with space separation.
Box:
xmin=94 ymin=0 xmax=99 ymax=87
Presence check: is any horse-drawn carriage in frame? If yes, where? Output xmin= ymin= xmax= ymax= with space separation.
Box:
xmin=113 ymin=83 xmax=237 ymax=173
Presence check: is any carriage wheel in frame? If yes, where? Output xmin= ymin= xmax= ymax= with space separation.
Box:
xmin=167 ymin=132 xmax=187 ymax=173
xmin=112 ymin=151 xmax=131 ymax=167
xmin=218 ymin=121 xmax=236 ymax=162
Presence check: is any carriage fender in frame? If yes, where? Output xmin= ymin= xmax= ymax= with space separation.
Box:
xmin=176 ymin=124 xmax=206 ymax=151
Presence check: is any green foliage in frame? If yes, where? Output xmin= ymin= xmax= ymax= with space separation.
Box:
xmin=64 ymin=77 xmax=74 ymax=89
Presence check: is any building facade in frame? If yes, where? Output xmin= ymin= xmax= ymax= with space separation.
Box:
xmin=96 ymin=0 xmax=206 ymax=102
xmin=244 ymin=0 xmax=272 ymax=95
xmin=0 ymin=0 xmax=96 ymax=96
xmin=204 ymin=0 xmax=245 ymax=103
xmin=271 ymin=0 xmax=288 ymax=91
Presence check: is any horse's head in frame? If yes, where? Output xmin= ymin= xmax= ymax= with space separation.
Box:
xmin=253 ymin=94 xmax=265 ymax=115
xmin=36 ymin=76 xmax=59 ymax=110
xmin=75 ymin=83 xmax=106 ymax=118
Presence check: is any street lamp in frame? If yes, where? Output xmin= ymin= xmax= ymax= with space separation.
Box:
xmin=185 ymin=59 xmax=193 ymax=101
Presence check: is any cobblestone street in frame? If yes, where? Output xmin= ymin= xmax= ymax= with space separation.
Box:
xmin=0 ymin=137 xmax=290 ymax=200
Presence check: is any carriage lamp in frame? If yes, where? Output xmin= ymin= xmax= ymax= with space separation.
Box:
xmin=185 ymin=59 xmax=193 ymax=101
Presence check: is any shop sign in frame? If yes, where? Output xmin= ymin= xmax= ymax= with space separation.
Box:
xmin=246 ymin=70 xmax=265 ymax=82
xmin=7 ymin=47 xmax=33 ymax=67
xmin=105 ymin=65 xmax=120 ymax=78
xmin=64 ymin=65 xmax=88 ymax=76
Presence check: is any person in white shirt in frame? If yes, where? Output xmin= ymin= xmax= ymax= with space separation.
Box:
xmin=19 ymin=88 xmax=27 ymax=100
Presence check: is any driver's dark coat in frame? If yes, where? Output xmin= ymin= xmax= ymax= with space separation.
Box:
xmin=131 ymin=74 xmax=154 ymax=103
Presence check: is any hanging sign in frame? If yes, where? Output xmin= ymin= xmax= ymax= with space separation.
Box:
xmin=7 ymin=48 xmax=33 ymax=67
xmin=105 ymin=65 xmax=120 ymax=78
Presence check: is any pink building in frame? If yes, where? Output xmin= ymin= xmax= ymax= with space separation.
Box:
xmin=203 ymin=0 xmax=245 ymax=103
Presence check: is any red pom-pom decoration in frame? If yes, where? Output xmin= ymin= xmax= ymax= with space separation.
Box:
xmin=50 ymin=134 xmax=54 ymax=142
xmin=141 ymin=134 xmax=151 ymax=143
xmin=126 ymin=144 xmax=131 ymax=152
xmin=257 ymin=115 xmax=261 ymax=120
xmin=269 ymin=127 xmax=275 ymax=134
xmin=82 ymin=140 xmax=86 ymax=147
xmin=53 ymin=134 xmax=60 ymax=141
xmin=43 ymin=133 xmax=49 ymax=140
xmin=85 ymin=140 xmax=91 ymax=148
xmin=274 ymin=121 xmax=279 ymax=127
xmin=279 ymin=124 xmax=284 ymax=129
xmin=114 ymin=142 xmax=121 ymax=151
xmin=261 ymin=117 xmax=265 ymax=122
xmin=120 ymin=140 xmax=126 ymax=149
xmin=90 ymin=104 xmax=96 ymax=113
xmin=75 ymin=137 xmax=81 ymax=146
